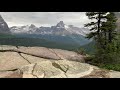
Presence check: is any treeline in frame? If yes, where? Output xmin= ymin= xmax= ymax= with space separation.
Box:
xmin=85 ymin=12 xmax=120 ymax=64
xmin=0 ymin=37 xmax=79 ymax=51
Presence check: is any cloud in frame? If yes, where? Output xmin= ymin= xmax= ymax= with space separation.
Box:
xmin=0 ymin=12 xmax=90 ymax=28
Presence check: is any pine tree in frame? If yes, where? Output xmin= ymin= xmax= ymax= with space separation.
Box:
xmin=84 ymin=12 xmax=108 ymax=49
xmin=100 ymin=12 xmax=117 ymax=51
xmin=84 ymin=12 xmax=118 ymax=64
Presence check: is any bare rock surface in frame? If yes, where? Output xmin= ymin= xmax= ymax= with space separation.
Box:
xmin=17 ymin=46 xmax=61 ymax=60
xmin=0 ymin=45 xmax=120 ymax=78
xmin=109 ymin=70 xmax=120 ymax=78
xmin=0 ymin=52 xmax=29 ymax=71
xmin=20 ymin=60 xmax=93 ymax=78
xmin=0 ymin=69 xmax=23 ymax=78
xmin=0 ymin=45 xmax=85 ymax=62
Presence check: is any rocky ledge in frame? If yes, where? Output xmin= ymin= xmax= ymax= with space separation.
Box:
xmin=0 ymin=45 xmax=120 ymax=78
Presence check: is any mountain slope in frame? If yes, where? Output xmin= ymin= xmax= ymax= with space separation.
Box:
xmin=10 ymin=21 xmax=90 ymax=36
xmin=0 ymin=15 xmax=91 ymax=50
xmin=0 ymin=15 xmax=11 ymax=34
xmin=80 ymin=41 xmax=95 ymax=54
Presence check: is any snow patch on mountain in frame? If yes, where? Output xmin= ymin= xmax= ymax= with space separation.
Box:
xmin=10 ymin=21 xmax=91 ymax=36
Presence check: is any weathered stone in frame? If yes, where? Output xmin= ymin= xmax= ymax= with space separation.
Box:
xmin=20 ymin=64 xmax=37 ymax=78
xmin=109 ymin=70 xmax=120 ymax=78
xmin=20 ymin=61 xmax=66 ymax=78
xmin=0 ymin=45 xmax=120 ymax=78
xmin=81 ymin=69 xmax=110 ymax=78
xmin=17 ymin=46 xmax=60 ymax=60
xmin=20 ymin=53 xmax=55 ymax=63
xmin=0 ymin=45 xmax=85 ymax=62
xmin=0 ymin=46 xmax=2 ymax=50
xmin=54 ymin=60 xmax=93 ymax=78
xmin=19 ymin=60 xmax=94 ymax=78
xmin=0 ymin=69 xmax=23 ymax=78
xmin=0 ymin=52 xmax=30 ymax=70
xmin=53 ymin=49 xmax=85 ymax=62
xmin=0 ymin=45 xmax=17 ymax=51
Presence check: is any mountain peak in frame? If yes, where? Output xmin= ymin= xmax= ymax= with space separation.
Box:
xmin=56 ymin=21 xmax=65 ymax=28
xmin=0 ymin=15 xmax=5 ymax=23
xmin=29 ymin=24 xmax=36 ymax=28
xmin=0 ymin=15 xmax=10 ymax=34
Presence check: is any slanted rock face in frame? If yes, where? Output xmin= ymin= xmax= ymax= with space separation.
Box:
xmin=17 ymin=46 xmax=61 ymax=60
xmin=53 ymin=60 xmax=93 ymax=78
xmin=17 ymin=46 xmax=85 ymax=62
xmin=0 ymin=52 xmax=29 ymax=71
xmin=0 ymin=15 xmax=11 ymax=34
xmin=52 ymin=49 xmax=85 ymax=62
xmin=21 ymin=61 xmax=67 ymax=78
xmin=0 ymin=45 xmax=84 ymax=62
xmin=20 ymin=60 xmax=94 ymax=78
xmin=0 ymin=45 xmax=120 ymax=78
xmin=20 ymin=53 xmax=54 ymax=63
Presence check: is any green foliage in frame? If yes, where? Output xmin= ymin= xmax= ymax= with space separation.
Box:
xmin=84 ymin=55 xmax=95 ymax=63
xmin=99 ymin=64 xmax=120 ymax=71
xmin=0 ymin=33 xmax=15 ymax=38
xmin=75 ymin=47 xmax=86 ymax=55
xmin=0 ymin=36 xmax=80 ymax=51
xmin=84 ymin=12 xmax=120 ymax=72
xmin=80 ymin=41 xmax=96 ymax=55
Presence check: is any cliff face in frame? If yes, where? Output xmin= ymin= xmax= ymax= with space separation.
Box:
xmin=0 ymin=45 xmax=119 ymax=78
xmin=0 ymin=15 xmax=11 ymax=34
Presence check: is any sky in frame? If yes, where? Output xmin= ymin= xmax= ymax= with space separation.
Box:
xmin=0 ymin=12 xmax=90 ymax=28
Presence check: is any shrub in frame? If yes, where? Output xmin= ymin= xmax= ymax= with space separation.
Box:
xmin=75 ymin=48 xmax=86 ymax=55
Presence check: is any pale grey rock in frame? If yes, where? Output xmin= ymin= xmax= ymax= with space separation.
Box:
xmin=20 ymin=53 xmax=52 ymax=63
xmin=17 ymin=46 xmax=60 ymax=60
xmin=1 ymin=45 xmax=17 ymax=51
xmin=20 ymin=61 xmax=66 ymax=78
xmin=54 ymin=60 xmax=93 ymax=78
xmin=0 ymin=52 xmax=30 ymax=70
xmin=109 ymin=70 xmax=120 ymax=78
xmin=20 ymin=60 xmax=94 ymax=78
xmin=53 ymin=49 xmax=85 ymax=62
xmin=0 ymin=69 xmax=23 ymax=78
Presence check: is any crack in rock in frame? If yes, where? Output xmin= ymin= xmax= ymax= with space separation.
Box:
xmin=48 ymin=48 xmax=63 ymax=60
xmin=31 ymin=63 xmax=38 ymax=78
xmin=43 ymin=70 xmax=46 ymax=78
xmin=0 ymin=68 xmax=23 ymax=78
xmin=52 ymin=62 xmax=69 ymax=73
xmin=52 ymin=62 xmax=69 ymax=78
xmin=0 ymin=49 xmax=58 ymax=60
xmin=16 ymin=46 xmax=19 ymax=49
xmin=0 ymin=68 xmax=20 ymax=72
xmin=18 ymin=52 xmax=31 ymax=64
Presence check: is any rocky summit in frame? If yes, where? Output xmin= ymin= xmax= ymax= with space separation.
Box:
xmin=0 ymin=45 xmax=120 ymax=78
xmin=0 ymin=15 xmax=11 ymax=34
